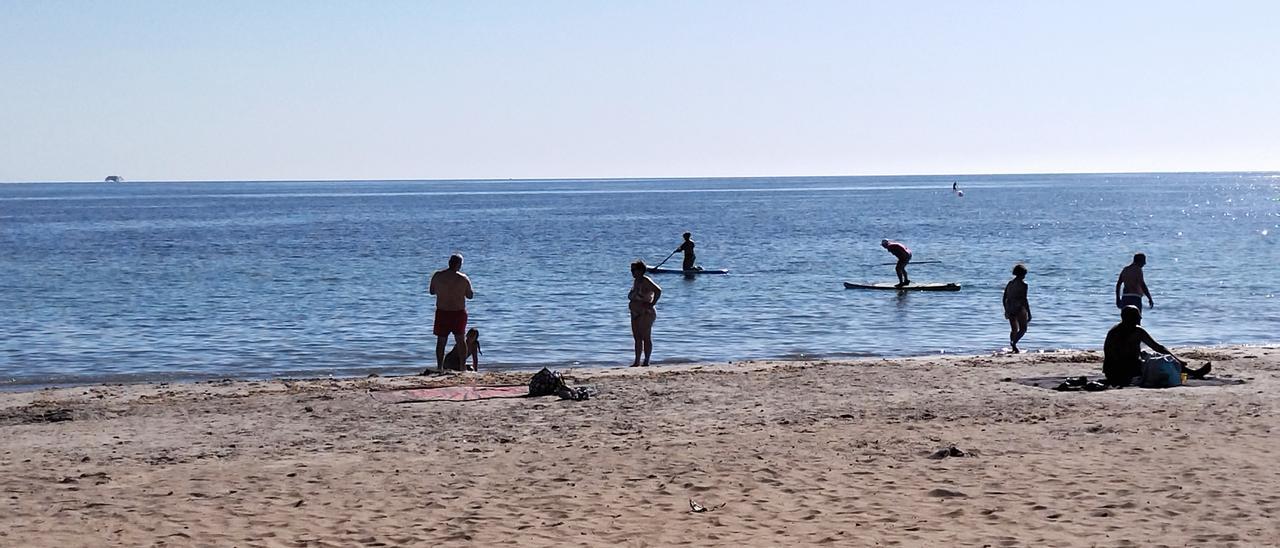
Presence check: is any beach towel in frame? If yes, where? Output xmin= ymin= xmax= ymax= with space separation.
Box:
xmin=369 ymin=385 xmax=528 ymax=404
xmin=1013 ymin=375 xmax=1244 ymax=391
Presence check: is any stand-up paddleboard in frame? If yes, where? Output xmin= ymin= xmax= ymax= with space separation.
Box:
xmin=844 ymin=282 xmax=961 ymax=291
xmin=648 ymin=267 xmax=729 ymax=275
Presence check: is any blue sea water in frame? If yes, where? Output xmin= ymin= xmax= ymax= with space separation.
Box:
xmin=1 ymin=173 xmax=1277 ymax=387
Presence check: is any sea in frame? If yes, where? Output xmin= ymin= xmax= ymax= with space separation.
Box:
xmin=1 ymin=173 xmax=1277 ymax=387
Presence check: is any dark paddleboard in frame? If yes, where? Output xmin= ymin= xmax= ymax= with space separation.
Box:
xmin=844 ymin=282 xmax=961 ymax=291
xmin=648 ymin=267 xmax=729 ymax=275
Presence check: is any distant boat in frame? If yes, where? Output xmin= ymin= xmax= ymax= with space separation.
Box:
xmin=104 ymin=175 xmax=123 ymax=183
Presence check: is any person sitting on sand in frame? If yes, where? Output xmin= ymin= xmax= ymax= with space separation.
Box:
xmin=881 ymin=239 xmax=912 ymax=287
xmin=1002 ymin=264 xmax=1031 ymax=353
xmin=1103 ymin=305 xmax=1210 ymax=387
xmin=629 ymin=260 xmax=662 ymax=367
xmin=435 ymin=328 xmax=481 ymax=372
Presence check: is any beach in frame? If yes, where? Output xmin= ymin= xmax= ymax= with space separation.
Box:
xmin=3 ymin=346 xmax=1278 ymax=546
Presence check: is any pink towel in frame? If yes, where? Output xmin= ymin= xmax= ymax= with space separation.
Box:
xmin=369 ymin=385 xmax=527 ymax=404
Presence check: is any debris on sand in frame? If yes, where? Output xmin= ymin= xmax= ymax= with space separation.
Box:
xmin=927 ymin=488 xmax=969 ymax=498
xmin=689 ymin=499 xmax=726 ymax=513
xmin=926 ymin=445 xmax=972 ymax=459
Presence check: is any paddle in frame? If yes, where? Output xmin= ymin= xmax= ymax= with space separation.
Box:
xmin=876 ymin=260 xmax=943 ymax=266
xmin=653 ymin=248 xmax=679 ymax=269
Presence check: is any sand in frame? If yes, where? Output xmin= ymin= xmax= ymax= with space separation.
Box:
xmin=2 ymin=346 xmax=1279 ymax=547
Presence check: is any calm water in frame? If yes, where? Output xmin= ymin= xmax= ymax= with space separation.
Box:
xmin=1 ymin=173 xmax=1277 ymax=387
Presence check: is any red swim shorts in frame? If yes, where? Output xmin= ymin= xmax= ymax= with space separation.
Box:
xmin=433 ymin=309 xmax=468 ymax=337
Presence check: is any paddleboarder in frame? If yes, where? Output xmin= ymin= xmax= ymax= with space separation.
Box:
xmin=1003 ymin=264 xmax=1031 ymax=353
xmin=1115 ymin=253 xmax=1153 ymax=309
xmin=881 ymin=239 xmax=912 ymax=287
xmin=429 ymin=253 xmax=474 ymax=373
xmin=675 ymin=232 xmax=698 ymax=271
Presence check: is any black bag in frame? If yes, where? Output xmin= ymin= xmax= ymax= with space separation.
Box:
xmin=528 ymin=368 xmax=591 ymax=401
xmin=528 ymin=368 xmax=566 ymax=397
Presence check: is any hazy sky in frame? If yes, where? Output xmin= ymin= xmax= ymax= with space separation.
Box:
xmin=3 ymin=1 xmax=1278 ymax=182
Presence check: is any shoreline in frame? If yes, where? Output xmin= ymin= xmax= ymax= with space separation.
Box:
xmin=5 ymin=341 xmax=1276 ymax=394
xmin=3 ymin=344 xmax=1279 ymax=545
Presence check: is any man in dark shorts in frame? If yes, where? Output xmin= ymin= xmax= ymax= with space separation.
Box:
xmin=1103 ymin=305 xmax=1209 ymax=386
xmin=429 ymin=254 xmax=474 ymax=373
xmin=881 ymin=239 xmax=912 ymax=287
xmin=1115 ymin=253 xmax=1154 ymax=309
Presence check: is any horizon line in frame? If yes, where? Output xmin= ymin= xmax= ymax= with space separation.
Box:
xmin=3 ymin=168 xmax=1277 ymax=185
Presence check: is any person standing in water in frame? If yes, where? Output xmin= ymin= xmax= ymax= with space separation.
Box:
xmin=628 ymin=260 xmax=662 ymax=367
xmin=675 ymin=232 xmax=698 ymax=271
xmin=881 ymin=239 xmax=912 ymax=287
xmin=1115 ymin=253 xmax=1154 ymax=309
xmin=429 ymin=253 xmax=474 ymax=373
xmin=1002 ymin=264 xmax=1031 ymax=353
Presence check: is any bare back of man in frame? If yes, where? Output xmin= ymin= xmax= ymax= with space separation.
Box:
xmin=1115 ymin=253 xmax=1152 ymax=309
xmin=430 ymin=269 xmax=472 ymax=311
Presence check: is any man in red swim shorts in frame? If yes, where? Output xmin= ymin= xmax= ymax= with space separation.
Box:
xmin=429 ymin=254 xmax=474 ymax=373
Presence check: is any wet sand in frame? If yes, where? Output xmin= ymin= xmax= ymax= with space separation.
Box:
xmin=2 ymin=346 xmax=1278 ymax=546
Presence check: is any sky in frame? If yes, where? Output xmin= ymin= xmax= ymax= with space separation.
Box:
xmin=2 ymin=0 xmax=1278 ymax=182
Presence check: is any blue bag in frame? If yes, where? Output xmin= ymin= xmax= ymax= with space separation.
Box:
xmin=1139 ymin=354 xmax=1183 ymax=388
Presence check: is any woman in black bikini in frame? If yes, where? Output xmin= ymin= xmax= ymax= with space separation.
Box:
xmin=1002 ymin=264 xmax=1031 ymax=353
xmin=628 ymin=260 xmax=662 ymax=367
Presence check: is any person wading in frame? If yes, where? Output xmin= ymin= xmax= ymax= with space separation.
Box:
xmin=1115 ymin=253 xmax=1154 ymax=309
xmin=628 ymin=260 xmax=662 ymax=367
xmin=429 ymin=254 xmax=474 ymax=373
xmin=1003 ymin=264 xmax=1031 ymax=353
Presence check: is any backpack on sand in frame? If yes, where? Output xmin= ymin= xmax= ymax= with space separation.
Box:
xmin=528 ymin=368 xmax=566 ymax=396
xmin=528 ymin=368 xmax=591 ymax=401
